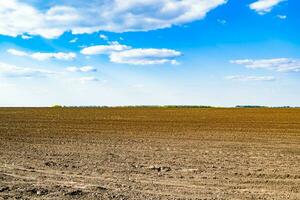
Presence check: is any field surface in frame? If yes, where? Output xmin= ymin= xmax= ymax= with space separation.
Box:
xmin=0 ymin=108 xmax=299 ymax=199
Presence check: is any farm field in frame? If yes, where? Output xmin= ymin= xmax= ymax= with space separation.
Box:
xmin=0 ymin=108 xmax=299 ymax=199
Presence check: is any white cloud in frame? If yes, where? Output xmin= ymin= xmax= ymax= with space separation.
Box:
xmin=230 ymin=58 xmax=300 ymax=72
xmin=249 ymin=0 xmax=285 ymax=15
xmin=7 ymin=49 xmax=28 ymax=57
xmin=21 ymin=35 xmax=33 ymax=40
xmin=277 ymin=15 xmax=287 ymax=19
xmin=69 ymin=38 xmax=78 ymax=43
xmin=81 ymin=41 xmax=182 ymax=65
xmin=7 ymin=48 xmax=76 ymax=61
xmin=81 ymin=42 xmax=131 ymax=55
xmin=31 ymin=52 xmax=76 ymax=61
xmin=226 ymin=75 xmax=276 ymax=81
xmin=0 ymin=62 xmax=56 ymax=78
xmin=110 ymin=48 xmax=181 ymax=65
xmin=66 ymin=66 xmax=97 ymax=73
xmin=0 ymin=0 xmax=227 ymax=38
xmin=100 ymin=34 xmax=108 ymax=41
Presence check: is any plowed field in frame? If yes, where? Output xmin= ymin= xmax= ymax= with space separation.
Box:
xmin=0 ymin=108 xmax=299 ymax=199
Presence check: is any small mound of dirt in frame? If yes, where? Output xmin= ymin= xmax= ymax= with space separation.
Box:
xmin=27 ymin=188 xmax=48 ymax=196
xmin=65 ymin=189 xmax=84 ymax=196
xmin=0 ymin=187 xmax=10 ymax=192
xmin=148 ymin=165 xmax=171 ymax=172
xmin=44 ymin=161 xmax=57 ymax=167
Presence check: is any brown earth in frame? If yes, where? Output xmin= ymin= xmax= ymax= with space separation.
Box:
xmin=0 ymin=108 xmax=299 ymax=199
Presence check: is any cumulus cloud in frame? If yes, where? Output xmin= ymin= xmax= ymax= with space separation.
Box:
xmin=230 ymin=58 xmax=300 ymax=72
xmin=66 ymin=66 xmax=97 ymax=73
xmin=109 ymin=48 xmax=181 ymax=65
xmin=0 ymin=0 xmax=227 ymax=38
xmin=0 ymin=62 xmax=56 ymax=78
xmin=249 ymin=0 xmax=285 ymax=15
xmin=7 ymin=48 xmax=76 ymax=61
xmin=226 ymin=75 xmax=276 ymax=81
xmin=81 ymin=41 xmax=182 ymax=65
xmin=81 ymin=42 xmax=131 ymax=55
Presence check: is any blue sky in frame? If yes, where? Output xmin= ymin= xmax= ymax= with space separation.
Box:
xmin=0 ymin=0 xmax=299 ymax=107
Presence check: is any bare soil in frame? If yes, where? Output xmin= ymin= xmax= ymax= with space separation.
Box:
xmin=0 ymin=108 xmax=299 ymax=199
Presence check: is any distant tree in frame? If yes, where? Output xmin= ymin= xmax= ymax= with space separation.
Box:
xmin=52 ymin=105 xmax=63 ymax=108
xmin=235 ymin=105 xmax=267 ymax=108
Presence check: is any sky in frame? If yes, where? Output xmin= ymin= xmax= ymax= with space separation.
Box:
xmin=0 ymin=0 xmax=299 ymax=107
